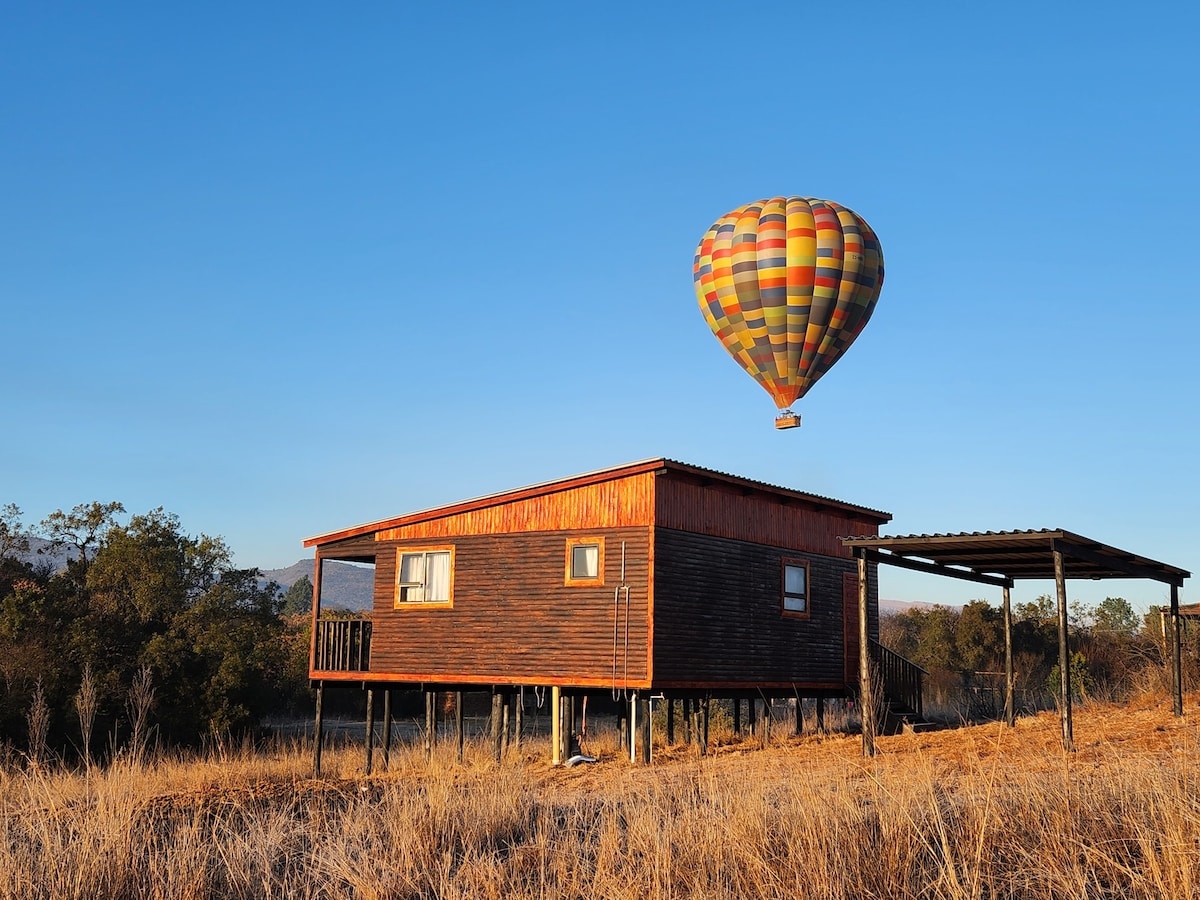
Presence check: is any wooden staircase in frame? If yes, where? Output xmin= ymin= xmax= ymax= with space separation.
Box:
xmin=870 ymin=640 xmax=935 ymax=734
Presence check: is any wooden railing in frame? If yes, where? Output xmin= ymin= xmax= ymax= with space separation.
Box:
xmin=314 ymin=616 xmax=372 ymax=672
xmin=871 ymin=640 xmax=926 ymax=718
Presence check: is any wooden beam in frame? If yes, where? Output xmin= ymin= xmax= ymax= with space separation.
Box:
xmin=863 ymin=547 xmax=1012 ymax=588
xmin=1054 ymin=550 xmax=1074 ymax=752
xmin=1051 ymin=538 xmax=1185 ymax=586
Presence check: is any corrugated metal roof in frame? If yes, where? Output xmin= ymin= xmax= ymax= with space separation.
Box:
xmin=304 ymin=457 xmax=891 ymax=547
xmin=841 ymin=529 xmax=1189 ymax=586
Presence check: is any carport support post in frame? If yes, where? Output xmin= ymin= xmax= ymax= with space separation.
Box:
xmin=1054 ymin=550 xmax=1075 ymax=752
xmin=550 ymin=686 xmax=562 ymax=765
xmin=858 ymin=551 xmax=875 ymax=757
xmin=1003 ymin=586 xmax=1015 ymax=727
xmin=1171 ymin=583 xmax=1183 ymax=717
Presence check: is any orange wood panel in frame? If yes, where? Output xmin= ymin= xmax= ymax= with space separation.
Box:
xmin=374 ymin=472 xmax=654 ymax=541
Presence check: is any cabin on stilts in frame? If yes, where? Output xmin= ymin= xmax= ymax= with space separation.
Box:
xmin=303 ymin=458 xmax=927 ymax=772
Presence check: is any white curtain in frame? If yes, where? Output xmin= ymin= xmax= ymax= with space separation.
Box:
xmin=426 ymin=551 xmax=451 ymax=603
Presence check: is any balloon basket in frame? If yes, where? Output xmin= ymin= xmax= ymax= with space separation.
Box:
xmin=774 ymin=412 xmax=801 ymax=430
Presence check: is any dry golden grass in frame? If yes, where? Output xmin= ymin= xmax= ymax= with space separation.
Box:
xmin=2 ymin=695 xmax=1200 ymax=899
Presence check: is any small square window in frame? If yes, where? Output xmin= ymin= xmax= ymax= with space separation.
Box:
xmin=565 ymin=537 xmax=604 ymax=585
xmin=782 ymin=560 xmax=809 ymax=617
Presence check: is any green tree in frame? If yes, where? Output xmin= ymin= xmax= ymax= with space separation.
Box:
xmin=280 ymin=575 xmax=314 ymax=616
xmin=1093 ymin=596 xmax=1139 ymax=635
xmin=0 ymin=504 xmax=29 ymax=560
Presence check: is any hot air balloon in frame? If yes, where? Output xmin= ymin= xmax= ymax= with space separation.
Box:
xmin=693 ymin=197 xmax=884 ymax=429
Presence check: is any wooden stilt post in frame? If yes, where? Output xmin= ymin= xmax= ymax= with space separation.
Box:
xmin=732 ymin=697 xmax=741 ymax=736
xmin=455 ymin=691 xmax=464 ymax=762
xmin=1053 ymin=550 xmax=1074 ymax=752
xmin=381 ymin=689 xmax=392 ymax=771
xmin=568 ymin=695 xmax=577 ymax=756
xmin=702 ymin=695 xmax=710 ymax=749
xmin=757 ymin=696 xmax=769 ymax=747
xmin=618 ymin=702 xmax=629 ymax=755
xmin=816 ymin=697 xmax=825 ymax=734
xmin=858 ymin=551 xmax=875 ymax=757
xmin=1003 ymin=585 xmax=1015 ymax=727
xmin=501 ymin=691 xmax=511 ymax=757
xmin=424 ymin=690 xmax=436 ymax=761
xmin=491 ymin=688 xmax=503 ymax=763
xmin=682 ymin=697 xmax=692 ymax=743
xmin=550 ymin=686 xmax=562 ymax=765
xmin=514 ymin=687 xmax=524 ymax=751
xmin=561 ymin=691 xmax=571 ymax=762
xmin=637 ymin=695 xmax=651 ymax=764
xmin=364 ymin=687 xmax=375 ymax=775
xmin=1171 ymin=583 xmax=1183 ymax=717
xmin=312 ymin=680 xmax=325 ymax=777
xmin=793 ymin=695 xmax=803 ymax=736
xmin=666 ymin=698 xmax=675 ymax=745
xmin=691 ymin=698 xmax=706 ymax=756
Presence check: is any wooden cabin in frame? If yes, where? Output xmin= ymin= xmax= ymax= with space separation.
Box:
xmin=305 ymin=459 xmax=899 ymax=710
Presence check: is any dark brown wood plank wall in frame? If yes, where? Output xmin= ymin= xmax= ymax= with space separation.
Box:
xmin=651 ymin=527 xmax=878 ymax=689
xmin=367 ymin=527 xmax=651 ymax=688
xmin=655 ymin=474 xmax=880 ymax=559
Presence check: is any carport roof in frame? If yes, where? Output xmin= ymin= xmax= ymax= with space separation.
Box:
xmin=841 ymin=529 xmax=1190 ymax=589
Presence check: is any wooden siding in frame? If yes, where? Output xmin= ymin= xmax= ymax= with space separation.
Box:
xmin=366 ymin=527 xmax=651 ymax=688
xmin=373 ymin=473 xmax=655 ymax=542
xmin=655 ymin=472 xmax=879 ymax=558
xmin=651 ymin=527 xmax=878 ymax=689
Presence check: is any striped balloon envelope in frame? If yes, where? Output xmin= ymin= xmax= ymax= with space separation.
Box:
xmin=693 ymin=197 xmax=884 ymax=428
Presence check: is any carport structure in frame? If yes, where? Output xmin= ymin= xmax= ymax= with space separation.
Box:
xmin=842 ymin=529 xmax=1191 ymax=755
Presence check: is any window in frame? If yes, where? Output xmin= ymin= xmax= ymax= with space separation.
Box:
xmin=782 ymin=559 xmax=809 ymax=617
xmin=565 ymin=537 xmax=604 ymax=586
xmin=395 ymin=547 xmax=454 ymax=606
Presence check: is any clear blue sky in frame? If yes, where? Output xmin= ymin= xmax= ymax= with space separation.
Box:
xmin=4 ymin=3 xmax=1197 ymax=612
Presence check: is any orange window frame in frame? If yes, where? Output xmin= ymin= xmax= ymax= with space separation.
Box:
xmin=394 ymin=545 xmax=456 ymax=608
xmin=564 ymin=536 xmax=605 ymax=586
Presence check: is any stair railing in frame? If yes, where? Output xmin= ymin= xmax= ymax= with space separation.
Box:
xmin=870 ymin=640 xmax=926 ymax=719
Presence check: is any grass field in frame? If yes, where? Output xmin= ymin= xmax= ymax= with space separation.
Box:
xmin=2 ymin=695 xmax=1198 ymax=899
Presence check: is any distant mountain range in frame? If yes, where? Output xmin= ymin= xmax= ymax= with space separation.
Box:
xmin=259 ymin=560 xmax=374 ymax=612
